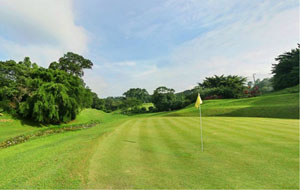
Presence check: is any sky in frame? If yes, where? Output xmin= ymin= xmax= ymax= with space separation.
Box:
xmin=0 ymin=0 xmax=299 ymax=97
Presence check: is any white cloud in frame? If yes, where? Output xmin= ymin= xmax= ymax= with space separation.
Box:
xmin=0 ymin=0 xmax=88 ymax=66
xmin=83 ymin=68 xmax=108 ymax=97
xmin=117 ymin=3 xmax=299 ymax=95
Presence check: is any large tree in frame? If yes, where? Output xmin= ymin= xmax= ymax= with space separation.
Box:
xmin=49 ymin=52 xmax=93 ymax=77
xmin=0 ymin=53 xmax=94 ymax=124
xmin=198 ymin=75 xmax=247 ymax=98
xmin=152 ymin=86 xmax=176 ymax=111
xmin=272 ymin=45 xmax=299 ymax=90
xmin=123 ymin=88 xmax=150 ymax=102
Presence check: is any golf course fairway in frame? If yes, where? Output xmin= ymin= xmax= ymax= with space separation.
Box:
xmin=0 ymin=114 xmax=298 ymax=189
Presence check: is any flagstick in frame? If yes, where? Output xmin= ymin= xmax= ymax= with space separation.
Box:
xmin=199 ymin=105 xmax=204 ymax=152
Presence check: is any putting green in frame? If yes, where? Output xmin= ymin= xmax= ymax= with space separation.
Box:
xmin=87 ymin=117 xmax=298 ymax=189
xmin=0 ymin=116 xmax=298 ymax=189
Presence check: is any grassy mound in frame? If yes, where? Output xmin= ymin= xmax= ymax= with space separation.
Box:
xmin=0 ymin=109 xmax=110 ymax=143
xmin=162 ymin=88 xmax=299 ymax=119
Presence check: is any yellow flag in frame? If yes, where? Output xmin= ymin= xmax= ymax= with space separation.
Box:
xmin=195 ymin=93 xmax=202 ymax=109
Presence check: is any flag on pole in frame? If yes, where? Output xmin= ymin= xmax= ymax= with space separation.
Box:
xmin=195 ymin=93 xmax=202 ymax=108
xmin=195 ymin=93 xmax=204 ymax=152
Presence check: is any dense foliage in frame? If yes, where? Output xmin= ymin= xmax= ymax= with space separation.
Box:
xmin=272 ymin=45 xmax=299 ymax=90
xmin=152 ymin=86 xmax=190 ymax=111
xmin=123 ymin=88 xmax=151 ymax=102
xmin=49 ymin=52 xmax=93 ymax=77
xmin=198 ymin=75 xmax=247 ymax=99
xmin=0 ymin=53 xmax=93 ymax=124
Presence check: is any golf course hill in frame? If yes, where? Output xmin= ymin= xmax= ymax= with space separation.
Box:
xmin=163 ymin=85 xmax=299 ymax=119
xmin=0 ymin=85 xmax=298 ymax=189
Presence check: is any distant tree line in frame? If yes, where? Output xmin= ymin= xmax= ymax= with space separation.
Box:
xmin=91 ymin=45 xmax=299 ymax=113
xmin=1 ymin=45 xmax=298 ymax=120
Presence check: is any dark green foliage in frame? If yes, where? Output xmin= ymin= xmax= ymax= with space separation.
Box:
xmin=103 ymin=97 xmax=124 ymax=112
xmin=18 ymin=83 xmax=77 ymax=123
xmin=148 ymin=106 xmax=155 ymax=112
xmin=91 ymin=92 xmax=105 ymax=110
xmin=121 ymin=98 xmax=142 ymax=110
xmin=272 ymin=45 xmax=299 ymax=90
xmin=123 ymin=88 xmax=151 ymax=102
xmin=152 ymin=86 xmax=189 ymax=111
xmin=152 ymin=86 xmax=176 ymax=111
xmin=198 ymin=75 xmax=247 ymax=98
xmin=0 ymin=54 xmax=94 ymax=124
xmin=49 ymin=52 xmax=93 ymax=77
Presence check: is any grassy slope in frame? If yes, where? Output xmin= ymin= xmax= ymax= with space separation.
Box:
xmin=0 ymin=109 xmax=108 ymax=142
xmin=162 ymin=87 xmax=299 ymax=119
xmin=0 ymin=110 xmax=127 ymax=189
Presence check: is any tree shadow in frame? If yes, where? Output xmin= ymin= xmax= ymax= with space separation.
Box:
xmin=10 ymin=114 xmax=45 ymax=128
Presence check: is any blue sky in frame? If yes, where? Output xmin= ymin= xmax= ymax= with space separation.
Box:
xmin=0 ymin=0 xmax=299 ymax=97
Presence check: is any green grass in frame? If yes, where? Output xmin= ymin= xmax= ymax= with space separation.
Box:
xmin=0 ymin=89 xmax=299 ymax=189
xmin=163 ymin=92 xmax=299 ymax=119
xmin=0 ymin=109 xmax=110 ymax=143
xmin=0 ymin=116 xmax=298 ymax=189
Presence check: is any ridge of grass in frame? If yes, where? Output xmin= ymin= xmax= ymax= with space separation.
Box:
xmin=0 ymin=109 xmax=111 ymax=143
xmin=161 ymin=91 xmax=299 ymax=119
xmin=0 ymin=121 xmax=100 ymax=149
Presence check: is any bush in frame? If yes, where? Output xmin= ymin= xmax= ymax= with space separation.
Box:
xmin=140 ymin=107 xmax=147 ymax=113
xmin=148 ymin=106 xmax=154 ymax=112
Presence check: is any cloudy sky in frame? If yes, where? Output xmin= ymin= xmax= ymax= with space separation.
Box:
xmin=0 ymin=0 xmax=299 ymax=97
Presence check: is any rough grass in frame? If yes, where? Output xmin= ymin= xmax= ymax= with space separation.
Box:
xmin=0 ymin=109 xmax=110 ymax=143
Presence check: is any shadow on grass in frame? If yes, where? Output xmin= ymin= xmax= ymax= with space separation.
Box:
xmin=9 ymin=114 xmax=45 ymax=128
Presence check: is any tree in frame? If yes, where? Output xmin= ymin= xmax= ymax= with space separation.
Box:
xmin=0 ymin=55 xmax=95 ymax=124
xmin=49 ymin=52 xmax=93 ymax=77
xmin=91 ymin=92 xmax=105 ymax=110
xmin=18 ymin=83 xmax=77 ymax=123
xmin=198 ymin=75 xmax=247 ymax=98
xmin=123 ymin=88 xmax=150 ymax=102
xmin=120 ymin=97 xmax=142 ymax=113
xmin=152 ymin=86 xmax=176 ymax=111
xmin=272 ymin=45 xmax=299 ymax=90
xmin=254 ymin=78 xmax=273 ymax=93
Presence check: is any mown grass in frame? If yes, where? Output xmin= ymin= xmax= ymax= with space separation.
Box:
xmin=1 ymin=116 xmax=297 ymax=189
xmin=163 ymin=92 xmax=299 ymax=119
xmin=0 ymin=88 xmax=298 ymax=189
xmin=0 ymin=112 xmax=127 ymax=189
xmin=86 ymin=117 xmax=298 ymax=189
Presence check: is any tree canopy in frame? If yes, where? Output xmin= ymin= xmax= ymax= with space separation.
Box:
xmin=198 ymin=75 xmax=247 ymax=98
xmin=272 ymin=45 xmax=299 ymax=90
xmin=0 ymin=54 xmax=93 ymax=124
xmin=152 ymin=87 xmax=175 ymax=111
xmin=49 ymin=52 xmax=93 ymax=77
xmin=123 ymin=88 xmax=150 ymax=102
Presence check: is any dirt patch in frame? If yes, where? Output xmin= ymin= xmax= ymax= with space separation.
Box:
xmin=0 ymin=121 xmax=100 ymax=149
xmin=0 ymin=119 xmax=13 ymax=122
